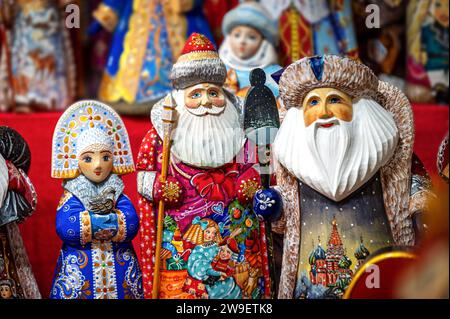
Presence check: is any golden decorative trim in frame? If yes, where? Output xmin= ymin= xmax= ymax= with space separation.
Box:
xmin=112 ymin=210 xmax=126 ymax=242
xmin=162 ymin=0 xmax=188 ymax=59
xmin=171 ymin=0 xmax=194 ymax=14
xmin=112 ymin=164 xmax=135 ymax=175
xmin=51 ymin=168 xmax=80 ymax=179
xmin=93 ymin=3 xmax=119 ymax=33
xmin=343 ymin=251 xmax=416 ymax=299
xmin=176 ymin=51 xmax=221 ymax=63
xmin=18 ymin=0 xmax=47 ymax=15
xmin=98 ymin=72 xmax=122 ymax=103
xmin=80 ymin=210 xmax=92 ymax=245
xmin=288 ymin=8 xmax=301 ymax=61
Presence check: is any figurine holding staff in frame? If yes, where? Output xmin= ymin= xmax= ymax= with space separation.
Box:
xmin=151 ymin=93 xmax=177 ymax=299
xmin=243 ymin=68 xmax=282 ymax=298
xmin=137 ymin=33 xmax=279 ymax=299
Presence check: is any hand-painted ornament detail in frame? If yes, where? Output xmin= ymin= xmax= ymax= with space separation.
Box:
xmin=253 ymin=188 xmax=282 ymax=221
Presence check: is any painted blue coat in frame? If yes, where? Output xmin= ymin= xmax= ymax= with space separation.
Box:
xmin=50 ymin=192 xmax=143 ymax=299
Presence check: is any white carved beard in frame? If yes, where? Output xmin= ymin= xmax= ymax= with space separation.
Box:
xmin=273 ymin=98 xmax=399 ymax=202
xmin=171 ymin=93 xmax=245 ymax=169
xmin=306 ymin=118 xmax=352 ymax=196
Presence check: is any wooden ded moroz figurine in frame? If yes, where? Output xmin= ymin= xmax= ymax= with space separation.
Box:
xmin=137 ymin=33 xmax=279 ymax=299
xmin=0 ymin=126 xmax=40 ymax=299
xmin=49 ymin=100 xmax=142 ymax=299
xmin=270 ymin=55 xmax=434 ymax=299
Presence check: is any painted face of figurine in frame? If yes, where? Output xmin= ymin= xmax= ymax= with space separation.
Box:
xmin=302 ymin=88 xmax=353 ymax=127
xmin=229 ymin=26 xmax=264 ymax=60
xmin=204 ymin=226 xmax=218 ymax=242
xmin=184 ymin=83 xmax=226 ymax=115
xmin=0 ymin=284 xmax=12 ymax=299
xmin=219 ymin=245 xmax=232 ymax=260
xmin=78 ymin=150 xmax=113 ymax=183
xmin=273 ymin=95 xmax=399 ymax=202
xmin=431 ymin=0 xmax=449 ymax=27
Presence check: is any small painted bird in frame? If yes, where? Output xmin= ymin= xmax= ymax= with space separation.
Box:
xmin=88 ymin=187 xmax=116 ymax=215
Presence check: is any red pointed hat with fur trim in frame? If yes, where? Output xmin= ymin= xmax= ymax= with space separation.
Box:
xmin=170 ymin=33 xmax=227 ymax=90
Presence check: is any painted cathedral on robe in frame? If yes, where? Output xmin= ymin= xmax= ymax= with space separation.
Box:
xmin=299 ymin=217 xmax=372 ymax=299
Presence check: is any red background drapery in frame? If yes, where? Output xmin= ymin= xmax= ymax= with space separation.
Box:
xmin=0 ymin=104 xmax=448 ymax=298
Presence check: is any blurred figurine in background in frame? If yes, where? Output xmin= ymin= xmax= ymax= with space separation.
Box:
xmin=50 ymin=100 xmax=142 ymax=299
xmin=353 ymin=0 xmax=407 ymax=91
xmin=259 ymin=0 xmax=359 ymax=66
xmin=0 ymin=126 xmax=40 ymax=299
xmin=163 ymin=0 xmax=215 ymax=58
xmin=7 ymin=0 xmax=76 ymax=112
xmin=91 ymin=0 xmax=214 ymax=114
xmin=406 ymin=0 xmax=449 ymax=104
xmin=137 ymin=33 xmax=277 ymax=299
xmin=0 ymin=0 xmax=14 ymax=112
xmin=271 ymin=55 xmax=434 ymax=299
xmin=219 ymin=1 xmax=281 ymax=98
xmin=91 ymin=0 xmax=173 ymax=113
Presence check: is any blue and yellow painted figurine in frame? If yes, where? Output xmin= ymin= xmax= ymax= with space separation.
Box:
xmin=49 ymin=100 xmax=142 ymax=299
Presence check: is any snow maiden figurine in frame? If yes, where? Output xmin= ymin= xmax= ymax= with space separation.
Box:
xmin=270 ymin=55 xmax=434 ymax=299
xmin=219 ymin=1 xmax=281 ymax=98
xmin=49 ymin=100 xmax=142 ymax=299
xmin=0 ymin=126 xmax=40 ymax=299
xmin=137 ymin=33 xmax=277 ymax=299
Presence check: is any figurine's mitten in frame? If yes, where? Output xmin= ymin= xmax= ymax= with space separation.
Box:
xmin=236 ymin=167 xmax=262 ymax=205
xmin=153 ymin=174 xmax=185 ymax=208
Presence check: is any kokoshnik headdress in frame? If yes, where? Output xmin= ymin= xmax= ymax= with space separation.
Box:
xmin=51 ymin=100 xmax=134 ymax=179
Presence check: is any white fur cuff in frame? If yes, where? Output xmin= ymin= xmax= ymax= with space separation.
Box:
xmin=137 ymin=171 xmax=157 ymax=201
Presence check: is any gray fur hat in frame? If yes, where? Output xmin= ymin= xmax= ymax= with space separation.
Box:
xmin=170 ymin=33 xmax=227 ymax=90
xmin=278 ymin=55 xmax=379 ymax=109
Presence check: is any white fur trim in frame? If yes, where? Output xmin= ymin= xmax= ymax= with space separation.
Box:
xmin=137 ymin=171 xmax=157 ymax=201
xmin=170 ymin=58 xmax=227 ymax=90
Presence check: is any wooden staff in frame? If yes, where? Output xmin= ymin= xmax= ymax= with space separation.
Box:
xmin=152 ymin=93 xmax=177 ymax=299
